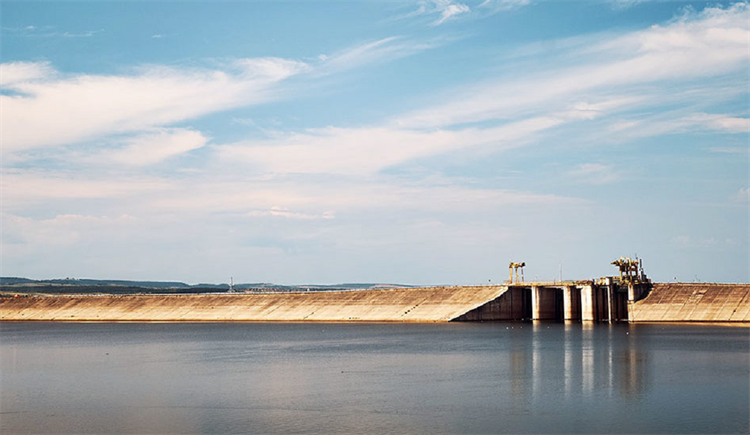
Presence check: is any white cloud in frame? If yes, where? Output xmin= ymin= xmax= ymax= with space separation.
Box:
xmin=147 ymin=178 xmax=579 ymax=219
xmin=4 ymin=161 xmax=577 ymax=211
xmin=1 ymin=171 xmax=176 ymax=209
xmin=567 ymin=163 xmax=620 ymax=185
xmin=403 ymin=0 xmax=526 ymax=26
xmin=395 ymin=3 xmax=750 ymax=129
xmin=432 ymin=1 xmax=470 ymax=26
xmin=0 ymin=58 xmax=307 ymax=155
xmin=216 ymin=116 xmax=563 ymax=175
xmin=604 ymin=112 xmax=750 ymax=139
xmin=606 ymin=0 xmax=645 ymax=11
xmin=479 ymin=0 xmax=530 ymax=12
xmin=713 ymin=117 xmax=750 ymax=133
xmin=688 ymin=114 xmax=750 ymax=134
xmin=317 ymin=36 xmax=442 ymax=73
xmin=232 ymin=57 xmax=309 ymax=80
xmin=735 ymin=187 xmax=750 ymax=203
xmin=401 ymin=1 xmax=471 ymax=26
xmin=62 ymin=29 xmax=103 ymax=38
xmin=669 ymin=234 xmax=732 ymax=249
xmin=0 ymin=36 xmax=440 ymax=159
xmin=2 ymin=213 xmax=137 ymax=246
xmin=3 ymin=25 xmax=100 ymax=39
xmin=0 ymin=61 xmax=55 ymax=86
xmin=102 ymin=128 xmax=208 ymax=166
xmin=247 ymin=206 xmax=335 ymax=220
xmin=709 ymin=146 xmax=749 ymax=155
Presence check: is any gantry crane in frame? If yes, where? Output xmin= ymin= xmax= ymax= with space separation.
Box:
xmin=611 ymin=257 xmax=642 ymax=283
xmin=509 ymin=262 xmax=526 ymax=284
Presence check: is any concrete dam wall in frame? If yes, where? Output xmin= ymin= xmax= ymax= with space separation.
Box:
xmin=629 ymin=283 xmax=750 ymax=322
xmin=0 ymin=285 xmax=508 ymax=322
xmin=1 ymin=283 xmax=747 ymax=323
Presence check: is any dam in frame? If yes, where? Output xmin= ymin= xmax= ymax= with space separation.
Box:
xmin=2 ymin=281 xmax=747 ymax=323
xmin=2 ymin=258 xmax=747 ymax=323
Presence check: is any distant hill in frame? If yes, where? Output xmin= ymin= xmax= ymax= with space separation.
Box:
xmin=0 ymin=277 xmax=414 ymax=295
xmin=0 ymin=277 xmax=36 ymax=285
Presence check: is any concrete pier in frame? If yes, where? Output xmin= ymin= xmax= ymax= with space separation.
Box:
xmin=563 ymin=286 xmax=581 ymax=320
xmin=458 ymin=281 xmax=633 ymax=322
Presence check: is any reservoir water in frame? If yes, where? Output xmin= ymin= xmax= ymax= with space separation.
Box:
xmin=1 ymin=322 xmax=748 ymax=434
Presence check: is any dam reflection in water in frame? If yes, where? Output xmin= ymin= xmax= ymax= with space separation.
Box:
xmin=511 ymin=323 xmax=648 ymax=406
xmin=0 ymin=322 xmax=746 ymax=434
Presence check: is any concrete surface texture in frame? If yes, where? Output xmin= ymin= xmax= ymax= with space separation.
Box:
xmin=630 ymin=283 xmax=750 ymax=322
xmin=0 ymin=286 xmax=508 ymax=322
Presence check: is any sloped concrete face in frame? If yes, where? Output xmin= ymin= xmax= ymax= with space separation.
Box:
xmin=630 ymin=283 xmax=750 ymax=322
xmin=0 ymin=286 xmax=508 ymax=323
xmin=453 ymin=287 xmax=528 ymax=321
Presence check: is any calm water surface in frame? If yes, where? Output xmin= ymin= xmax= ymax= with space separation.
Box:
xmin=1 ymin=322 xmax=748 ymax=434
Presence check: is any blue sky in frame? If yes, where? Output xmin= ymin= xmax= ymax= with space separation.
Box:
xmin=1 ymin=1 xmax=748 ymax=285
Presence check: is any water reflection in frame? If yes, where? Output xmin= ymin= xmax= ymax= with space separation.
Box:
xmin=508 ymin=322 xmax=648 ymax=405
xmin=1 ymin=322 xmax=747 ymax=434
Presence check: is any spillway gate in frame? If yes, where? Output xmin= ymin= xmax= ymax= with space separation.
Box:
xmin=454 ymin=279 xmax=651 ymax=322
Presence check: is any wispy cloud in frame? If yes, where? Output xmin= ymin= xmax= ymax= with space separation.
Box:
xmin=216 ymin=116 xmax=562 ymax=175
xmin=1 ymin=34 xmax=440 ymax=160
xmin=402 ymin=0 xmax=528 ymax=26
xmin=2 ymin=25 xmax=103 ymax=38
xmin=735 ymin=187 xmax=750 ymax=203
xmin=1 ymin=171 xmax=175 ymax=207
xmin=688 ymin=113 xmax=750 ymax=134
xmin=316 ymin=36 xmax=443 ymax=73
xmin=669 ymin=234 xmax=734 ymax=249
xmin=709 ymin=146 xmax=749 ymax=155
xmin=247 ymin=206 xmax=335 ymax=220
xmin=606 ymin=0 xmax=646 ymax=11
xmin=604 ymin=112 xmax=750 ymax=139
xmin=62 ymin=29 xmax=103 ymax=38
xmin=479 ymin=0 xmax=530 ymax=13
xmin=1 ymin=58 xmax=307 ymax=155
xmin=567 ymin=163 xmax=621 ymax=185
xmin=2 ymin=166 xmax=580 ymax=229
xmin=400 ymin=1 xmax=470 ymax=26
xmin=100 ymin=128 xmax=209 ymax=167
xmin=431 ymin=1 xmax=470 ymax=26
xmin=2 ymin=213 xmax=136 ymax=246
xmin=395 ymin=3 xmax=749 ymax=129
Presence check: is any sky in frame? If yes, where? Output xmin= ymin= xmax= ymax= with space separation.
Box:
xmin=1 ymin=0 xmax=748 ymax=285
